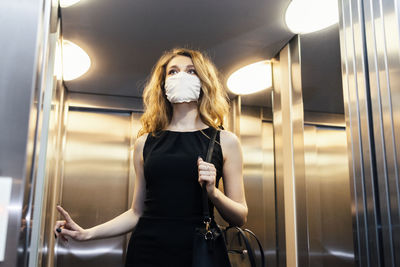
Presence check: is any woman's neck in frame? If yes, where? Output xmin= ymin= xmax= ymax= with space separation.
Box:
xmin=167 ymin=102 xmax=207 ymax=130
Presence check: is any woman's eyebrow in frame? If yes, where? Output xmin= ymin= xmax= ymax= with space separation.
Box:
xmin=167 ymin=64 xmax=195 ymax=70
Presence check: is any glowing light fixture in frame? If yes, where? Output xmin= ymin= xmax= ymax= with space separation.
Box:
xmin=55 ymin=40 xmax=91 ymax=81
xmin=54 ymin=40 xmax=63 ymax=80
xmin=285 ymin=0 xmax=339 ymax=34
xmin=227 ymin=60 xmax=272 ymax=95
xmin=60 ymin=0 xmax=81 ymax=8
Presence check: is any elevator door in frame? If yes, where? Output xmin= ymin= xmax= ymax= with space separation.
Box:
xmin=56 ymin=109 xmax=133 ymax=267
xmin=304 ymin=125 xmax=354 ymax=267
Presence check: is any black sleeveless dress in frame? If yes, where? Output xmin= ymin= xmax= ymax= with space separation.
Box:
xmin=125 ymin=126 xmax=223 ymax=267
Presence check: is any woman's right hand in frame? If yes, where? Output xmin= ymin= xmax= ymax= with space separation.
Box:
xmin=54 ymin=205 xmax=89 ymax=242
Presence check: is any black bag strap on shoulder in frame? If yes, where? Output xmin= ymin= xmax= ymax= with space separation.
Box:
xmin=202 ymin=127 xmax=218 ymax=222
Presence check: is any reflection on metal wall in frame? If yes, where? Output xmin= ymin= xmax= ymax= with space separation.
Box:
xmin=338 ymin=0 xmax=400 ymax=266
xmin=216 ymin=104 xmax=276 ymax=267
xmin=41 ymin=80 xmax=66 ymax=267
xmin=304 ymin=125 xmax=354 ymax=266
xmin=273 ymin=34 xmax=355 ymax=267
xmin=56 ymin=109 xmax=132 ymax=267
xmin=0 ymin=0 xmax=58 ymax=266
xmin=272 ymin=35 xmax=309 ymax=267
xmin=242 ymin=106 xmax=276 ymax=267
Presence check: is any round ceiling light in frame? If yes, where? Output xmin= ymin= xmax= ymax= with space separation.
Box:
xmin=227 ymin=60 xmax=272 ymax=95
xmin=60 ymin=0 xmax=81 ymax=8
xmin=285 ymin=0 xmax=339 ymax=34
xmin=55 ymin=40 xmax=91 ymax=81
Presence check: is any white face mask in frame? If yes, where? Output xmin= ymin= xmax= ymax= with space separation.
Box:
xmin=164 ymin=71 xmax=201 ymax=103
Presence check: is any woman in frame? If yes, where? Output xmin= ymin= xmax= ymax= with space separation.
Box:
xmin=54 ymin=47 xmax=248 ymax=266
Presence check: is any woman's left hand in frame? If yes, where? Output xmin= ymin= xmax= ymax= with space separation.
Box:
xmin=197 ymin=156 xmax=217 ymax=197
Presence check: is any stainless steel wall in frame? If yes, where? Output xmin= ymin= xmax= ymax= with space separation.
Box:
xmin=47 ymin=93 xmax=143 ymax=267
xmin=39 ymin=80 xmax=66 ymax=267
xmin=56 ymin=109 xmax=132 ymax=266
xmin=216 ymin=93 xmax=277 ymax=267
xmin=240 ymin=105 xmax=276 ymax=267
xmin=304 ymin=124 xmax=354 ymax=266
xmin=272 ymin=34 xmax=355 ymax=267
xmin=0 ymin=0 xmax=59 ymax=266
xmin=338 ymin=0 xmax=400 ymax=266
xmin=272 ymin=36 xmax=309 ymax=267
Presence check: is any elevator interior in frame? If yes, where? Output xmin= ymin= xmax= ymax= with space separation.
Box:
xmin=5 ymin=0 xmax=400 ymax=267
xmin=37 ymin=5 xmax=353 ymax=267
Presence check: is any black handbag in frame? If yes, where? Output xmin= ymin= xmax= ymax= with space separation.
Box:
xmin=192 ymin=127 xmax=232 ymax=267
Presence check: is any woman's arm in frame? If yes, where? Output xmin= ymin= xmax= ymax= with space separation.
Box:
xmin=54 ymin=133 xmax=148 ymax=241
xmin=198 ymin=130 xmax=248 ymax=226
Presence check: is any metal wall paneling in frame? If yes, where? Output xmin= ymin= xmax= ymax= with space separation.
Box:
xmin=42 ymin=81 xmax=66 ymax=267
xmin=55 ymin=107 xmax=132 ymax=267
xmin=261 ymin=119 xmax=277 ymax=267
xmin=239 ymin=106 xmax=276 ymax=267
xmin=272 ymin=52 xmax=287 ymax=267
xmin=337 ymin=0 xmax=400 ymax=266
xmin=363 ymin=0 xmax=400 ymax=265
xmin=239 ymin=105 xmax=265 ymax=249
xmin=67 ymin=92 xmax=144 ymax=112
xmin=228 ymin=96 xmax=241 ymax=136
xmin=29 ymin=4 xmax=60 ymax=266
xmin=215 ymin=103 xmax=276 ymax=267
xmin=272 ymin=35 xmax=309 ymax=267
xmin=338 ymin=1 xmax=367 ymax=265
xmin=0 ymin=0 xmax=53 ymax=266
xmin=289 ymin=35 xmax=309 ymax=267
xmin=304 ymin=125 xmax=354 ymax=267
xmin=340 ymin=1 xmax=381 ymax=266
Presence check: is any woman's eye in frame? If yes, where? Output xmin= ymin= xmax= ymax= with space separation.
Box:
xmin=168 ymin=69 xmax=178 ymax=75
xmin=188 ymin=69 xmax=197 ymax=75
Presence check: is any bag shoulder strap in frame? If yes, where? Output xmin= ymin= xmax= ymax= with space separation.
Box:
xmin=202 ymin=127 xmax=218 ymax=220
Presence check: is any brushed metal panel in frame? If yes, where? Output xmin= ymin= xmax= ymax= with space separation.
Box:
xmin=56 ymin=110 xmax=131 ymax=267
xmin=379 ymin=0 xmax=400 ymax=263
xmin=304 ymin=111 xmax=345 ymax=128
xmin=67 ymin=92 xmax=144 ymax=112
xmin=41 ymin=81 xmax=66 ymax=267
xmin=304 ymin=125 xmax=354 ymax=267
xmin=213 ymin=103 xmax=276 ymax=267
xmin=261 ymin=121 xmax=276 ymax=267
xmin=272 ymin=36 xmax=309 ymax=267
xmin=29 ymin=4 xmax=60 ymax=266
xmin=0 ymin=0 xmax=52 ymax=266
xmin=238 ymin=106 xmax=276 ymax=267
xmin=272 ymin=50 xmax=288 ymax=267
xmin=279 ymin=44 xmax=298 ymax=267
xmin=363 ymin=0 xmax=398 ymax=265
xmin=240 ymin=106 xmax=264 ymax=237
xmin=339 ymin=1 xmax=379 ymax=266
xmin=290 ymin=35 xmax=309 ymax=267
xmin=349 ymin=1 xmax=381 ymax=265
xmin=338 ymin=1 xmax=366 ymax=265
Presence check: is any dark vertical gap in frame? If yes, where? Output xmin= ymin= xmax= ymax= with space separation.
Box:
xmin=271 ymin=64 xmax=284 ymax=267
xmin=359 ymin=0 xmax=385 ymax=265
xmin=271 ymin=87 xmax=280 ymax=267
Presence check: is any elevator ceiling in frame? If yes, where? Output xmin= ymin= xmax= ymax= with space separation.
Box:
xmin=61 ymin=0 xmax=344 ymax=113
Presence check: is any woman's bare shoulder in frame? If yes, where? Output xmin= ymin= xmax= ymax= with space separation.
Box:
xmin=220 ymin=129 xmax=240 ymax=144
xmin=136 ymin=132 xmax=149 ymax=145
xmin=134 ymin=133 xmax=150 ymax=161
xmin=219 ymin=129 xmax=241 ymax=163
